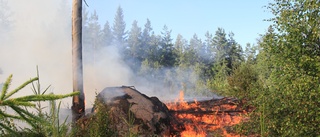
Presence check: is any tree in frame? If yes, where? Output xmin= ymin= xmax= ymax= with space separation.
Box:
xmin=146 ymin=33 xmax=161 ymax=64
xmin=238 ymin=1 xmax=320 ymax=136
xmin=127 ymin=20 xmax=142 ymax=70
xmin=88 ymin=10 xmax=102 ymax=50
xmin=243 ymin=43 xmax=257 ymax=62
xmin=141 ymin=19 xmax=152 ymax=43
xmin=226 ymin=32 xmax=243 ymax=70
xmin=212 ymin=28 xmax=228 ymax=61
xmin=189 ymin=34 xmax=202 ymax=52
xmin=211 ymin=28 xmax=243 ymax=75
xmin=141 ymin=19 xmax=153 ymax=60
xmin=112 ymin=6 xmax=127 ymax=47
xmin=71 ymin=0 xmax=85 ymax=122
xmin=204 ymin=31 xmax=214 ymax=61
xmin=159 ymin=25 xmax=176 ymax=67
xmin=127 ymin=20 xmax=142 ymax=59
xmin=102 ymin=21 xmax=113 ymax=47
xmin=209 ymin=28 xmax=244 ymax=94
xmin=262 ymin=0 xmax=320 ymax=136
xmin=189 ymin=34 xmax=211 ymax=79
xmin=174 ymin=34 xmax=188 ymax=66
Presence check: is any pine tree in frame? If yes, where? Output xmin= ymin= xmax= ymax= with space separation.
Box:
xmin=212 ymin=28 xmax=228 ymax=63
xmin=88 ymin=10 xmax=102 ymax=51
xmin=174 ymin=34 xmax=188 ymax=66
xmin=211 ymin=28 xmax=242 ymax=75
xmin=127 ymin=20 xmax=142 ymax=70
xmin=189 ymin=34 xmax=202 ymax=52
xmin=141 ymin=19 xmax=153 ymax=60
xmin=127 ymin=20 xmax=142 ymax=59
xmin=112 ymin=6 xmax=127 ymax=47
xmin=204 ymin=31 xmax=214 ymax=61
xmin=146 ymin=33 xmax=161 ymax=64
xmin=159 ymin=25 xmax=176 ymax=67
xmin=102 ymin=21 xmax=113 ymax=47
xmin=226 ymin=32 xmax=243 ymax=70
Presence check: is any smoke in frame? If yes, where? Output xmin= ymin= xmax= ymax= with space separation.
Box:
xmin=83 ymin=45 xmax=133 ymax=106
xmin=0 ymin=0 xmax=135 ymax=110
xmin=0 ymin=0 xmax=72 ymax=100
xmin=0 ymin=0 xmax=216 ymax=115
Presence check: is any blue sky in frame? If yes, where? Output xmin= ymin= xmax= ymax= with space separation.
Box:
xmin=86 ymin=0 xmax=274 ymax=47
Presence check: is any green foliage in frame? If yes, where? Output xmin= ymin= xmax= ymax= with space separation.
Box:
xmin=226 ymin=61 xmax=260 ymax=102
xmin=0 ymin=73 xmax=79 ymax=136
xmin=112 ymin=6 xmax=127 ymax=46
xmin=70 ymin=99 xmax=114 ymax=137
xmin=261 ymin=0 xmax=320 ymax=136
xmin=29 ymin=69 xmax=70 ymax=137
xmin=208 ymin=61 xmax=229 ymax=94
xmin=233 ymin=0 xmax=320 ymax=136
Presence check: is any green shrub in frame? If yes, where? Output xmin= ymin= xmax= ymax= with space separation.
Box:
xmin=69 ymin=99 xmax=115 ymax=137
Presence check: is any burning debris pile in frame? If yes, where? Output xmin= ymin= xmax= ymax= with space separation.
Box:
xmin=83 ymin=86 xmax=250 ymax=137
xmin=166 ymin=91 xmax=251 ymax=137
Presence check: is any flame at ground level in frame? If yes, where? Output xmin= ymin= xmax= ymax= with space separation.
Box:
xmin=165 ymin=91 xmax=248 ymax=137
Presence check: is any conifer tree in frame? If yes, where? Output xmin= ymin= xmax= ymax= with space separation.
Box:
xmin=102 ymin=21 xmax=113 ymax=47
xmin=127 ymin=20 xmax=142 ymax=70
xmin=112 ymin=6 xmax=127 ymax=47
xmin=88 ymin=10 xmax=102 ymax=51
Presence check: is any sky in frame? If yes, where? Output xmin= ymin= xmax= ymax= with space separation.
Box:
xmin=86 ymin=0 xmax=274 ymax=47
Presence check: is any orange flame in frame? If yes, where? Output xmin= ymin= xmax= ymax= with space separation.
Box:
xmin=166 ymin=91 xmax=245 ymax=137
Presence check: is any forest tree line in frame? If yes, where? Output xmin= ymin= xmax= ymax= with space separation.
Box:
xmin=82 ymin=6 xmax=250 ymax=95
xmin=82 ymin=1 xmax=320 ymax=136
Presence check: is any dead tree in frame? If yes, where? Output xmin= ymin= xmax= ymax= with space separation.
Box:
xmin=71 ymin=0 xmax=85 ymax=122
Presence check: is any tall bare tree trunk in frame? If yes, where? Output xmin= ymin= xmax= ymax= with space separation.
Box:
xmin=72 ymin=0 xmax=85 ymax=122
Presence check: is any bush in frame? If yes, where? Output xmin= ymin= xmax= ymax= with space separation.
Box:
xmin=69 ymin=99 xmax=115 ymax=137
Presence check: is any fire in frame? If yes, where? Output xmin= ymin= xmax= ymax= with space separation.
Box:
xmin=166 ymin=91 xmax=246 ymax=137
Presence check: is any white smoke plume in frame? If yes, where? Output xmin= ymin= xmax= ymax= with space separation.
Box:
xmin=0 ymin=0 xmax=134 ymax=110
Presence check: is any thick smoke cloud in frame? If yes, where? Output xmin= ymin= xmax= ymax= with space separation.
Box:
xmin=0 ymin=0 xmax=134 ymax=109
xmin=0 ymin=0 xmax=72 ymax=105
